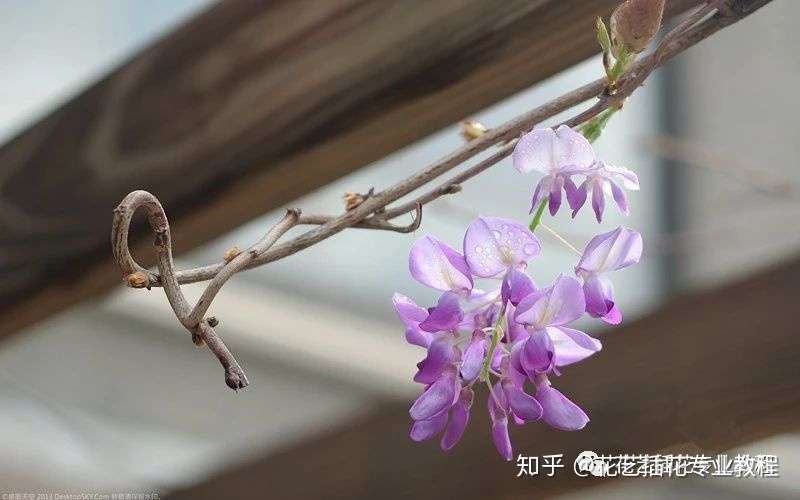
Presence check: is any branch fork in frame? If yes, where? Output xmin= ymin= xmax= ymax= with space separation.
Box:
xmin=112 ymin=191 xmax=303 ymax=390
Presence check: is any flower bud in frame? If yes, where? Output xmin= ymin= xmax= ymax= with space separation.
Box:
xmin=610 ymin=0 xmax=665 ymax=53
xmin=223 ymin=246 xmax=241 ymax=263
xmin=125 ymin=271 xmax=149 ymax=288
xmin=343 ymin=192 xmax=363 ymax=210
xmin=460 ymin=119 xmax=487 ymax=142
xmin=596 ymin=17 xmax=612 ymax=53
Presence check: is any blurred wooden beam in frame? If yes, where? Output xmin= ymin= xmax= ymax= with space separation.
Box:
xmin=166 ymin=257 xmax=800 ymax=499
xmin=0 ymin=0 xmax=702 ymax=337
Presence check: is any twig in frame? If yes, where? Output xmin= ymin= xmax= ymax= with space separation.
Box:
xmin=298 ymin=203 xmax=423 ymax=233
xmin=111 ymin=0 xmax=772 ymax=389
xmin=113 ymin=190 xmax=262 ymax=390
xmin=186 ymin=209 xmax=300 ymax=328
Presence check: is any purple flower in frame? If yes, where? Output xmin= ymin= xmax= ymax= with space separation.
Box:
xmin=566 ymin=161 xmax=640 ymax=222
xmin=486 ymin=360 xmax=544 ymax=461
xmin=409 ymin=236 xmax=473 ymax=294
xmin=463 ymin=217 xmax=540 ymax=278
xmin=501 ymin=269 xmax=538 ymax=306
xmin=533 ymin=374 xmax=589 ymax=431
xmin=397 ymin=219 xmax=624 ymax=460
xmin=575 ymin=227 xmax=643 ymax=324
xmin=413 ymin=334 xmax=458 ymax=384
xmin=410 ymin=373 xmax=475 ymax=452
xmin=487 ymin=386 xmax=513 ymax=461
xmin=460 ymin=331 xmax=488 ymax=383
xmin=514 ymin=275 xmax=602 ymax=373
xmin=513 ymin=125 xmax=596 ymax=215
xmin=419 ymin=292 xmax=463 ymax=333
xmin=392 ymin=293 xmax=433 ymax=348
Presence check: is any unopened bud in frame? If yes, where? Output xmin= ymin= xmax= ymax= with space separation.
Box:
xmin=342 ymin=188 xmax=374 ymax=210
xmin=126 ymin=272 xmax=149 ymax=289
xmin=343 ymin=192 xmax=363 ymax=210
xmin=223 ymin=246 xmax=241 ymax=263
xmin=460 ymin=119 xmax=487 ymax=142
xmin=596 ymin=17 xmax=612 ymax=53
xmin=610 ymin=0 xmax=665 ymax=53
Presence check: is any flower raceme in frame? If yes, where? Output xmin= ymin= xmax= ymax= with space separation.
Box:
xmin=513 ymin=125 xmax=639 ymax=222
xmin=394 ymin=216 xmax=642 ymax=460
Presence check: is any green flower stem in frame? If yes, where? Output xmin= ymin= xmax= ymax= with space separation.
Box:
xmin=480 ymin=302 xmax=507 ymax=382
xmin=579 ymin=106 xmax=619 ymax=143
xmin=528 ymin=198 xmax=548 ymax=232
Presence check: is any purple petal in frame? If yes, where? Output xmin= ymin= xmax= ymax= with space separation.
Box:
xmin=583 ymin=274 xmax=614 ymax=319
xmin=409 ymin=236 xmax=473 ymax=293
xmin=392 ymin=293 xmax=432 ymax=348
xmin=502 ymin=379 xmax=543 ymax=422
xmin=405 ymin=327 xmax=433 ymax=349
xmin=506 ymin=313 xmax=529 ymax=344
xmin=413 ymin=336 xmax=456 ymax=384
xmin=548 ymin=175 xmax=564 ymax=215
xmin=513 ymin=128 xmax=557 ymax=174
xmin=441 ymin=388 xmax=473 ymax=451
xmin=501 ymin=269 xmax=537 ymax=306
xmin=463 ymin=217 xmax=540 ymax=278
xmin=576 ymin=227 xmax=643 ymax=275
xmin=488 ymin=381 xmax=509 ymax=416
xmin=491 ymin=416 xmax=514 ymax=461
xmin=591 ymin=182 xmax=605 ymax=223
xmin=553 ymin=125 xmax=596 ymax=171
xmin=507 ymin=348 xmax=529 ymax=386
xmin=535 ymin=383 xmax=589 ymax=431
xmin=566 ymin=178 xmax=588 ymax=216
xmin=419 ymin=292 xmax=464 ymax=332
xmin=515 ymin=275 xmax=585 ymax=328
xmin=409 ymin=369 xmax=459 ymax=421
xmin=409 ymin=411 xmax=448 ymax=442
xmin=460 ymin=336 xmax=487 ymax=383
xmin=606 ymin=164 xmax=640 ymax=190
xmin=548 ymin=326 xmax=602 ymax=366
xmin=600 ymin=303 xmax=623 ymax=325
xmin=392 ymin=293 xmax=428 ymax=324
xmin=610 ymin=180 xmax=629 ymax=215
xmin=520 ymin=329 xmax=554 ymax=376
xmin=530 ymin=176 xmax=553 ymax=213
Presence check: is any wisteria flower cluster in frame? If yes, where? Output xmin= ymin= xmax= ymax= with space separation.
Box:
xmin=392 ymin=125 xmax=642 ymax=460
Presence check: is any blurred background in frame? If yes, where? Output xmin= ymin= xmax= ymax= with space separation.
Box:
xmin=0 ymin=0 xmax=797 ymax=498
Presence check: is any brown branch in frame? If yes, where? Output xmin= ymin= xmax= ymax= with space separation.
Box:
xmin=297 ymin=203 xmax=423 ymax=234
xmin=161 ymin=1 xmax=768 ymax=289
xmin=111 ymin=0 xmax=772 ymax=389
xmin=113 ymin=190 xmax=252 ymax=391
xmin=185 ymin=209 xmax=301 ymax=328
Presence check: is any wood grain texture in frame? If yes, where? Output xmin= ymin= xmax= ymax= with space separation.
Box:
xmin=166 ymin=257 xmax=800 ymax=500
xmin=0 ymin=0 xmax=701 ymax=337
